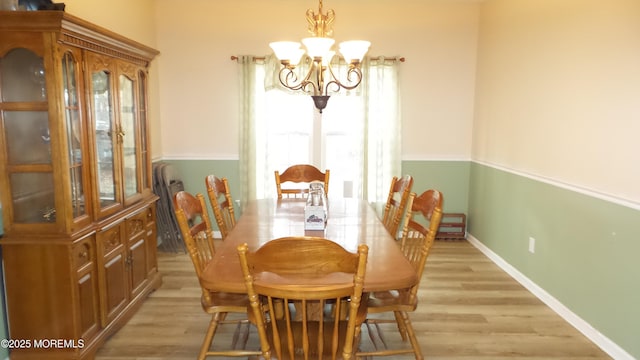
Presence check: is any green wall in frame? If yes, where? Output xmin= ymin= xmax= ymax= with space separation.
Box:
xmin=402 ymin=160 xmax=470 ymax=214
xmin=160 ymin=159 xmax=471 ymax=235
xmin=161 ymin=159 xmax=470 ymax=215
xmin=468 ymin=162 xmax=640 ymax=358
xmin=162 ymin=159 xmax=240 ymax=203
xmin=161 ymin=160 xmax=240 ymax=224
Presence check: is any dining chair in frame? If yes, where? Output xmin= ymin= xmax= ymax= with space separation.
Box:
xmin=237 ymin=237 xmax=369 ymax=360
xmin=359 ymin=189 xmax=443 ymax=360
xmin=173 ymin=190 xmax=260 ymax=359
xmin=204 ymin=174 xmax=237 ymax=240
xmin=274 ymin=164 xmax=330 ymax=199
xmin=381 ymin=174 xmax=414 ymax=239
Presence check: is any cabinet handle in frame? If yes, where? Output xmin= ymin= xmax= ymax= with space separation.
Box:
xmin=124 ymin=254 xmax=133 ymax=267
xmin=115 ymin=124 xmax=125 ymax=143
xmin=78 ymin=250 xmax=88 ymax=259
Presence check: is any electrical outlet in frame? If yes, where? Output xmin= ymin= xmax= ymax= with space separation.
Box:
xmin=528 ymin=237 xmax=536 ymax=254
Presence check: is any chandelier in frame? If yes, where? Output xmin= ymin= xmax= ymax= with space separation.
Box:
xmin=269 ymin=0 xmax=371 ymax=113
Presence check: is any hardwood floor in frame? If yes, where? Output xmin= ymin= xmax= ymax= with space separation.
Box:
xmin=95 ymin=240 xmax=611 ymax=359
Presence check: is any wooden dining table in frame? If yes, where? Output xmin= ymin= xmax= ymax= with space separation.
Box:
xmin=199 ymin=197 xmax=418 ymax=294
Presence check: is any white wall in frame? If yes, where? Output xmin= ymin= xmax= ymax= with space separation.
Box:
xmin=473 ymin=0 xmax=640 ymax=204
xmin=63 ymin=0 xmax=156 ymax=44
xmin=153 ymin=0 xmax=480 ymax=161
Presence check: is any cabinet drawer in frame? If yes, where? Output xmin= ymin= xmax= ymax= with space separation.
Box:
xmin=98 ymin=225 xmax=123 ymax=255
xmin=73 ymin=239 xmax=94 ymax=270
xmin=126 ymin=210 xmax=147 ymax=238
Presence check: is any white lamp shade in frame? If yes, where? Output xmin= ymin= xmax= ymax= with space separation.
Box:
xmin=302 ymin=37 xmax=335 ymax=59
xmin=339 ymin=40 xmax=371 ymax=63
xmin=270 ymin=41 xmax=305 ymax=65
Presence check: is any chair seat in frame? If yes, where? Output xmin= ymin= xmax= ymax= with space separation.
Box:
xmin=367 ymin=290 xmax=417 ymax=313
xmin=202 ymin=291 xmax=249 ymax=313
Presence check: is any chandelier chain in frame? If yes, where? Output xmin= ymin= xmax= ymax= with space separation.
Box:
xmin=306 ymin=0 xmax=334 ymax=37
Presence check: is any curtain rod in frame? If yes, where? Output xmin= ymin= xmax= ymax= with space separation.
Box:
xmin=230 ymin=55 xmax=405 ymax=62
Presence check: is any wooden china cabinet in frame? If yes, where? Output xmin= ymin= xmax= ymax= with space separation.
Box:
xmin=0 ymin=11 xmax=160 ymax=359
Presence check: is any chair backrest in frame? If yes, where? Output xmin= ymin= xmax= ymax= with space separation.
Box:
xmin=274 ymin=164 xmax=330 ymax=199
xmin=204 ymin=174 xmax=236 ymax=239
xmin=400 ymin=189 xmax=443 ymax=305
xmin=173 ymin=190 xmax=215 ymax=279
xmin=381 ymin=175 xmax=414 ymax=238
xmin=237 ymin=237 xmax=368 ymax=360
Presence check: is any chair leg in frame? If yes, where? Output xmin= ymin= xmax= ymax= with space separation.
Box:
xmin=354 ymin=322 xmax=365 ymax=360
xmin=198 ymin=312 xmax=223 ymax=360
xmin=393 ymin=310 xmax=408 ymax=341
xmin=400 ymin=311 xmax=423 ymax=360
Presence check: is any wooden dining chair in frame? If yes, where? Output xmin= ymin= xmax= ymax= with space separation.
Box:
xmin=204 ymin=174 xmax=237 ymax=240
xmin=237 ymin=237 xmax=369 ymax=360
xmin=274 ymin=164 xmax=330 ymax=199
xmin=359 ymin=189 xmax=443 ymax=360
xmin=173 ymin=191 xmax=260 ymax=359
xmin=381 ymin=174 xmax=414 ymax=239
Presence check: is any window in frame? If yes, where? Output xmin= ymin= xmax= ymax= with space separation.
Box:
xmin=239 ymin=56 xmax=401 ymax=205
xmin=259 ymin=89 xmax=365 ymax=199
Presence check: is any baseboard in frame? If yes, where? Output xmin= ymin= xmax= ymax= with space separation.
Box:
xmin=466 ymin=234 xmax=633 ymax=360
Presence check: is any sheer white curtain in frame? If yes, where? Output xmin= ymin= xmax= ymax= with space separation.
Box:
xmin=238 ymin=55 xmax=401 ymax=208
xmin=237 ymin=56 xmax=262 ymax=209
xmin=363 ymin=56 xmax=402 ymax=211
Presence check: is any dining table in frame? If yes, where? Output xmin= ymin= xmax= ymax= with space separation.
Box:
xmin=199 ymin=197 xmax=418 ymax=294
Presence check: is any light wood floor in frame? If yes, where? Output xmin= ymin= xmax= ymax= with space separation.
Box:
xmin=95 ymin=240 xmax=611 ymax=359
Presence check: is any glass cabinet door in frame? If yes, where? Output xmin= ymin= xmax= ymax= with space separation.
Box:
xmin=92 ymin=70 xmax=118 ymax=210
xmin=62 ymin=51 xmax=87 ymax=220
xmin=138 ymin=71 xmax=150 ymax=193
xmin=89 ymin=56 xmax=150 ymax=218
xmin=0 ymin=48 xmax=55 ymax=223
xmin=119 ymin=74 xmax=139 ymax=200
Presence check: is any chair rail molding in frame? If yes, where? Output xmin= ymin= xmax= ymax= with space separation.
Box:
xmin=471 ymin=159 xmax=640 ymax=211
